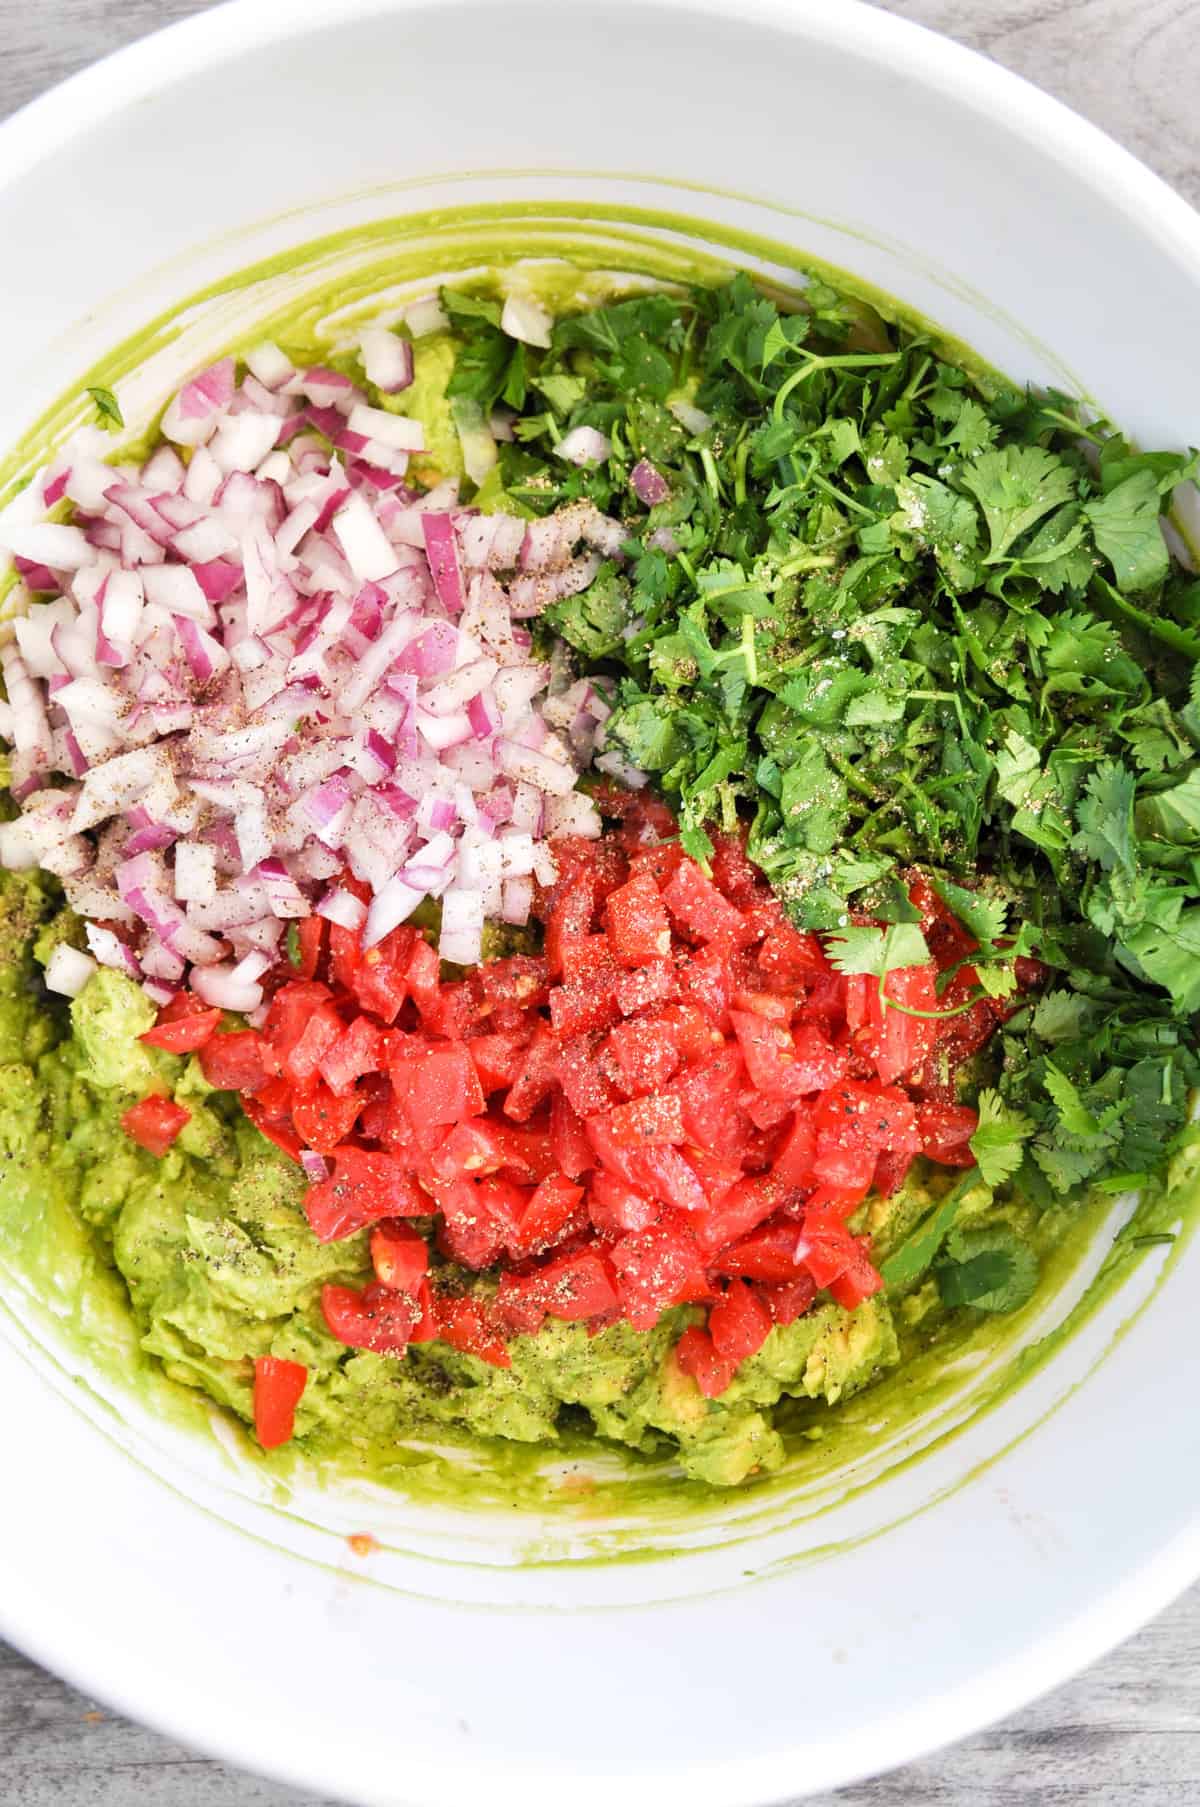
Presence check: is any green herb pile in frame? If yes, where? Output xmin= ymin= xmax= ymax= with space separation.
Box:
xmin=441 ymin=273 xmax=1200 ymax=1268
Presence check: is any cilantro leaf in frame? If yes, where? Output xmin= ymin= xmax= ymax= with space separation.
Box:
xmin=1084 ymin=469 xmax=1169 ymax=593
xmin=935 ymin=1227 xmax=1039 ymax=1313
xmin=969 ymin=1090 xmax=1034 ymax=1189
xmin=959 ymin=445 xmax=1076 ymax=561
xmin=87 ymin=386 xmax=123 ymax=429
xmin=825 ymin=922 xmax=930 ymax=977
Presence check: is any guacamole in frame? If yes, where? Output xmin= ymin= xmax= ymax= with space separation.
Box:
xmin=0 ymin=869 xmax=903 ymax=1487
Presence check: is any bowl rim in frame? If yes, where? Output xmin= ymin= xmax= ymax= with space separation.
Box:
xmin=3 ymin=2 xmax=1200 ymax=1802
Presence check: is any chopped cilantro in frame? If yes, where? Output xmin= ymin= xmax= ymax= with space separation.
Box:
xmin=87 ymin=386 xmax=123 ymax=429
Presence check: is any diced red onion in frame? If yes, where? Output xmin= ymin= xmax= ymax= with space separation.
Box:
xmin=316 ymin=886 xmax=368 ymax=931
xmin=631 ymin=459 xmax=671 ymax=506
xmin=557 ymin=426 xmax=611 ymax=467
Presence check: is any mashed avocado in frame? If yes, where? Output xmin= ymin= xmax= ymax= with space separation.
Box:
xmin=0 ymin=869 xmax=901 ymax=1488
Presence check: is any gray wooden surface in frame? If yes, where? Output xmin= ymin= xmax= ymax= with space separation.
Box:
xmin=1 ymin=0 xmax=1199 ymax=1801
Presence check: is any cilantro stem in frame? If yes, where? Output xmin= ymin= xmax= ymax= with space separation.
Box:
xmin=877 ymin=976 xmax=987 ymax=1020
xmin=772 ymin=351 xmax=901 ymax=424
xmin=810 ymin=471 xmax=876 ymax=521
xmin=740 ymin=614 xmax=759 ymax=685
xmin=699 ymin=446 xmax=722 ymax=500
xmin=734 ymin=437 xmax=750 ymax=507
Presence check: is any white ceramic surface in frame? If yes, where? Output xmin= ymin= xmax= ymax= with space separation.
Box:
xmin=2 ymin=3 xmax=1200 ymax=1803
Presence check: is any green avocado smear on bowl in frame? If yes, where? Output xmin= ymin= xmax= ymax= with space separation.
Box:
xmin=2 ymin=238 xmax=1200 ymax=1505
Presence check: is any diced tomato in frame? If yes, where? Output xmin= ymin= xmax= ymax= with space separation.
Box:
xmin=872 ymin=1147 xmax=915 ymax=1197
xmin=606 ymin=1091 xmax=685 ymax=1148
xmin=633 ymin=1144 xmax=709 ymax=1213
xmin=772 ymin=1107 xmax=817 ymax=1189
xmin=532 ymin=1248 xmax=620 ymax=1322
xmin=605 ymin=871 xmax=673 ymax=967
xmin=710 ymin=1217 xmax=803 ymax=1282
xmin=613 ymin=959 xmax=679 ymax=1015
xmin=319 ymin=1014 xmax=382 ymax=1096
xmin=707 ymin=831 xmax=764 ymax=907
xmin=253 ymin=1356 xmax=308 ymax=1449
xmin=511 ymin=1174 xmax=586 ymax=1258
xmin=550 ymin=1092 xmax=594 ymax=1179
xmin=391 ymin=1042 xmax=485 ymax=1134
xmin=304 ymin=1148 xmax=428 ymax=1242
xmin=606 ymin=1017 xmax=681 ymax=1096
xmin=588 ymin=1171 xmax=661 ymax=1235
xmin=827 ymin=1241 xmax=884 ymax=1311
xmin=279 ymin=1001 xmax=344 ymax=1091
xmin=369 ymin=1220 xmax=429 ymax=1293
xmin=790 ymin=1023 xmax=850 ymax=1092
xmin=409 ymin=1275 xmax=439 ymax=1342
xmin=708 ymin=1278 xmax=773 ymax=1361
xmin=662 ymin=859 xmax=753 ymax=945
xmin=731 ymin=987 xmax=791 ymax=1023
xmin=757 ymin=919 xmax=830 ymax=986
xmin=742 ymin=1088 xmax=794 ymax=1132
xmin=674 ymin=1045 xmax=746 ymax=1156
xmin=291 ymin=1082 xmax=365 ymax=1154
xmin=678 ymin=942 xmax=734 ymax=1025
xmin=121 ymin=1093 xmax=190 ymax=1158
xmin=139 ymin=1007 xmax=221 ymax=1054
xmin=609 ymin=1221 xmax=708 ymax=1330
xmin=545 ymin=871 xmax=596 ymax=978
xmin=198 ymin=1029 xmax=273 ymax=1094
xmin=242 ymin=1093 xmax=304 ymax=1161
xmin=438 ymin=1174 xmax=529 ymax=1268
xmin=478 ymin=954 xmax=551 ymax=1012
xmin=504 ymin=1024 xmax=560 ymax=1121
xmin=812 ymin=1080 xmax=921 ymax=1191
xmin=554 ymin=1031 xmax=619 ymax=1118
xmin=730 ymin=1008 xmax=810 ymax=1101
xmin=549 ymin=974 xmax=620 ymax=1038
xmin=344 ymin=926 xmax=416 ymax=1024
xmin=694 ymin=1174 xmax=785 ymax=1255
xmin=494 ymin=1270 xmax=549 ymax=1336
xmin=559 ymin=933 xmax=616 ymax=985
xmin=265 ymin=981 xmax=334 ymax=1057
xmin=288 ymin=915 xmax=326 ymax=980
xmin=468 ymin=1030 xmax=528 ymax=1093
xmin=434 ymin=1293 xmax=512 ymax=1368
xmin=855 ymin=963 xmax=939 ymax=1084
xmin=675 ymin=1326 xmax=737 ymax=1398
xmin=153 ymin=989 xmax=220 ymax=1026
xmin=757 ymin=1273 xmax=818 ymax=1325
xmin=624 ymin=839 xmax=687 ymax=889
xmin=916 ymin=1101 xmax=978 ymax=1166
xmin=649 ymin=1002 xmax=720 ymax=1062
xmin=322 ymin=1281 xmax=420 ymax=1354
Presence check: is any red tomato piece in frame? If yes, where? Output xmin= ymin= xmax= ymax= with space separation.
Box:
xmin=856 ymin=964 xmax=939 ymax=1084
xmin=304 ymin=1148 xmax=427 ymax=1242
xmin=673 ymin=1045 xmax=747 ymax=1157
xmin=609 ymin=1222 xmax=707 ymax=1330
xmin=319 ymin=1015 xmax=382 ymax=1097
xmin=633 ymin=1144 xmax=709 ymax=1214
xmin=409 ymin=1275 xmax=439 ymax=1342
xmin=677 ymin=942 xmax=734 ymax=1025
xmin=606 ymin=1091 xmax=685 ymax=1148
xmin=827 ymin=1242 xmax=884 ymax=1311
xmin=242 ymin=1094 xmax=304 ymax=1161
xmin=253 ymin=1356 xmax=308 ymax=1449
xmin=730 ymin=1008 xmax=810 ymax=1101
xmin=772 ymin=1107 xmax=818 ymax=1189
xmin=434 ymin=1294 xmax=512 ymax=1368
xmin=120 ymin=1093 xmax=190 ymax=1158
xmin=288 ymin=915 xmax=326 ymax=981
xmin=198 ymin=1028 xmax=273 ymax=1094
xmin=549 ymin=976 xmax=621 ymax=1038
xmin=710 ymin=1217 xmax=804 ymax=1282
xmin=790 ymin=1023 xmax=851 ymax=1093
xmin=606 ymin=1018 xmax=681 ymax=1096
xmin=478 ymin=954 xmax=551 ymax=1012
xmin=708 ymin=1278 xmax=773 ymax=1361
xmin=731 ymin=988 xmax=791 ymax=1023
xmin=369 ymin=1220 xmax=429 ymax=1293
xmin=757 ymin=1273 xmax=818 ymax=1325
xmin=694 ymin=1174 xmax=786 ymax=1255
xmin=139 ymin=1007 xmax=221 ymax=1054
xmin=707 ymin=831 xmax=764 ymax=907
xmin=291 ymin=1082 xmax=365 ymax=1154
xmin=661 ymin=859 xmax=753 ymax=945
xmin=265 ymin=980 xmax=334 ymax=1056
xmin=560 ymin=933 xmax=617 ymax=984
xmin=554 ymin=1031 xmax=619 ymax=1119
xmin=550 ymin=1092 xmax=594 ymax=1179
xmin=613 ymin=959 xmax=679 ymax=1015
xmin=494 ymin=1271 xmax=549 ymax=1336
xmin=534 ymin=1248 xmax=620 ymax=1322
xmin=437 ymin=1175 xmax=529 ymax=1269
xmin=321 ymin=1281 xmax=420 ymax=1354
xmin=391 ymin=1043 xmax=485 ymax=1131
xmin=153 ymin=989 xmax=220 ymax=1026
xmin=917 ymin=1101 xmax=979 ymax=1167
xmin=545 ymin=871 xmax=597 ymax=978
xmin=647 ymin=1002 xmax=721 ymax=1062
xmin=756 ymin=920 xmax=830 ymax=986
xmin=468 ymin=1031 xmax=529 ymax=1093
xmin=511 ymin=1175 xmax=586 ymax=1258
xmin=674 ymin=1326 xmax=737 ymax=1398
xmin=279 ymin=1002 xmax=344 ymax=1091
xmin=504 ymin=1024 xmax=560 ymax=1121
xmin=605 ymin=871 xmax=673 ymax=967
xmin=587 ymin=1171 xmax=661 ymax=1235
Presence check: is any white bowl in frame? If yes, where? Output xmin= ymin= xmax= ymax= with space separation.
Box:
xmin=3 ymin=3 xmax=1200 ymax=1802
